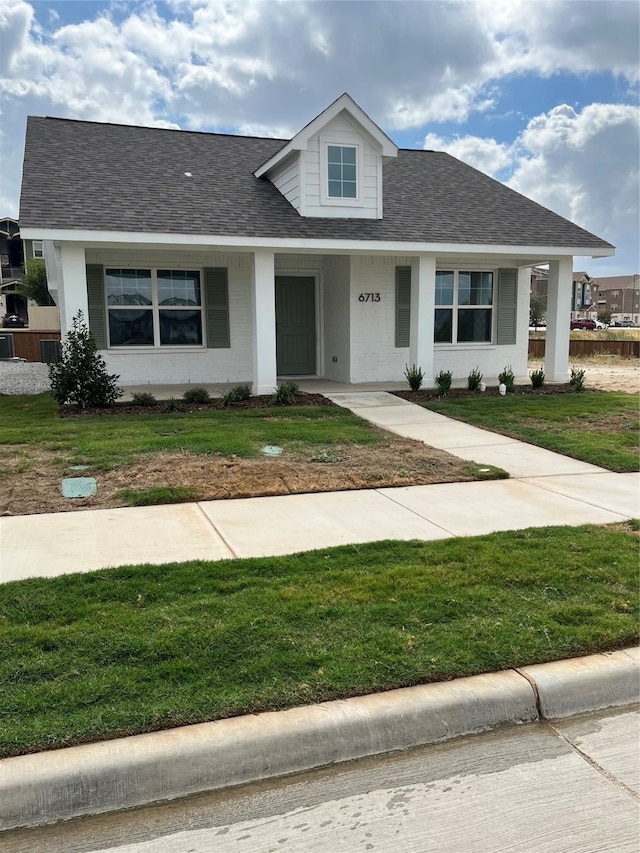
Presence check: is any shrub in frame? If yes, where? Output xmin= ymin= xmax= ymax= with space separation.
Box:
xmin=530 ymin=367 xmax=545 ymax=389
xmin=272 ymin=381 xmax=299 ymax=405
xmin=219 ymin=384 xmax=252 ymax=408
xmin=404 ymin=363 xmax=424 ymax=392
xmin=467 ymin=366 xmax=483 ymax=391
xmin=131 ymin=392 xmax=157 ymax=407
xmin=48 ymin=311 xmax=121 ymax=409
xmin=164 ymin=397 xmax=183 ymax=412
xmin=182 ymin=386 xmax=210 ymax=404
xmin=569 ymin=366 xmax=587 ymax=392
xmin=498 ymin=365 xmax=516 ymax=393
xmin=435 ymin=369 xmax=452 ymax=396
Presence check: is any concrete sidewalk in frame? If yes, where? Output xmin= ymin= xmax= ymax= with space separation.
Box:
xmin=1 ymin=392 xmax=638 ymax=582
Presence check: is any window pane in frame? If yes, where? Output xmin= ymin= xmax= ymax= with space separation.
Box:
xmin=109 ymin=309 xmax=153 ymax=346
xmin=327 ymin=145 xmax=341 ymax=164
xmin=459 ymin=271 xmax=493 ymax=306
xmin=434 ymin=308 xmax=453 ymax=343
xmin=457 ymin=309 xmax=492 ymax=342
xmin=343 ymin=181 xmax=357 ymax=198
xmin=159 ymin=310 xmax=203 ymax=345
xmin=157 ymin=270 xmax=201 ymax=306
xmin=106 ymin=269 xmax=152 ymax=306
xmin=342 ymin=164 xmax=356 ymax=182
xmin=328 ymin=180 xmax=342 ymax=197
xmin=435 ymin=271 xmax=454 ymax=305
xmin=342 ymin=147 xmax=356 ymax=165
xmin=328 ymin=163 xmax=341 ymax=180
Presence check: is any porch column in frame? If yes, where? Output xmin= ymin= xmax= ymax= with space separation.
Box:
xmin=409 ymin=254 xmax=436 ymax=387
xmin=59 ymin=243 xmax=88 ymax=335
xmin=545 ymin=257 xmax=572 ymax=382
xmin=251 ymin=250 xmax=277 ymax=395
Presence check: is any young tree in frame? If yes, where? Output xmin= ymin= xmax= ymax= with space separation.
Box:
xmin=49 ymin=311 xmax=121 ymax=409
xmin=18 ymin=259 xmax=55 ymax=306
xmin=597 ymin=310 xmax=612 ymax=325
xmin=529 ymin=295 xmax=547 ymax=329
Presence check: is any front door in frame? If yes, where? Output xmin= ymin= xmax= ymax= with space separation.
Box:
xmin=275 ymin=276 xmax=316 ymax=375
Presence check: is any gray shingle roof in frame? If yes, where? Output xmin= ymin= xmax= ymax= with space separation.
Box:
xmin=20 ymin=116 xmax=613 ymax=250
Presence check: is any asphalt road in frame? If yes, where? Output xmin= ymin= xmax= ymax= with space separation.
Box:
xmin=4 ymin=707 xmax=639 ymax=853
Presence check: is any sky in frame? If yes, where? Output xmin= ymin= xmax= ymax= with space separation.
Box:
xmin=0 ymin=0 xmax=638 ymax=276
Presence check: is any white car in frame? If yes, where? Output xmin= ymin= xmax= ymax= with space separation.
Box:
xmin=593 ymin=319 xmax=608 ymax=329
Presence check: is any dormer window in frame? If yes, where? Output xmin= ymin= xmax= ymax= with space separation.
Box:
xmin=327 ymin=145 xmax=357 ymax=198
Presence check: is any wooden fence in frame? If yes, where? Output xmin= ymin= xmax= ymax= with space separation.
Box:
xmin=1 ymin=330 xmax=61 ymax=362
xmin=529 ymin=338 xmax=639 ymax=358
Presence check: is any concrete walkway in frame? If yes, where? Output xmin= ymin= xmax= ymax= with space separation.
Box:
xmin=1 ymin=392 xmax=638 ymax=583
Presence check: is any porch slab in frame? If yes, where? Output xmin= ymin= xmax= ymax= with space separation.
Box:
xmin=0 ymin=505 xmax=233 ymax=583
xmin=520 ymin=472 xmax=640 ymax=518
xmin=325 ymin=391 xmax=414 ymax=408
xmin=377 ymin=479 xmax=626 ymax=538
xmin=198 ymin=489 xmax=451 ymax=558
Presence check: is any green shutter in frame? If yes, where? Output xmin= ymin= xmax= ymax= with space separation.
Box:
xmin=86 ymin=264 xmax=107 ymax=348
xmin=205 ymin=267 xmax=230 ymax=348
xmin=395 ymin=266 xmax=411 ymax=347
xmin=496 ymin=268 xmax=518 ymax=345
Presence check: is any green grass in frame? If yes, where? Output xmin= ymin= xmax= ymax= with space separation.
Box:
xmin=0 ymin=393 xmax=382 ymax=470
xmin=1 ymin=525 xmax=637 ymax=757
xmin=115 ymin=487 xmax=201 ymax=506
xmin=426 ymin=392 xmax=639 ymax=472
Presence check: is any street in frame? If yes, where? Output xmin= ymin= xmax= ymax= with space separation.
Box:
xmin=4 ymin=707 xmax=638 ymax=853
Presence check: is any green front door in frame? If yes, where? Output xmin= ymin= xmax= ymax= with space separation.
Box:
xmin=275 ymin=276 xmax=316 ymax=375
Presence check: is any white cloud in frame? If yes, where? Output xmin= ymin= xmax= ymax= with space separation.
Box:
xmin=424 ymin=103 xmax=640 ymax=273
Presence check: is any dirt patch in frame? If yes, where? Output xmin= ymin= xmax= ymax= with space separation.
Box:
xmin=1 ymin=438 xmax=494 ymax=517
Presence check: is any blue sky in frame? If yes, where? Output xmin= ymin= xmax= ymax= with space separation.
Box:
xmin=1 ymin=0 xmax=638 ymax=274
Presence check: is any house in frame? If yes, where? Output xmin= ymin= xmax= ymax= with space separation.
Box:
xmin=19 ymin=94 xmax=615 ymax=391
xmin=593 ymin=275 xmax=640 ymax=325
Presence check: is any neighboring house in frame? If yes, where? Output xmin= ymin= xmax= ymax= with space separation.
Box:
xmin=0 ymin=217 xmax=28 ymax=322
xmin=19 ymin=94 xmax=614 ymax=390
xmin=594 ymin=275 xmax=640 ymax=325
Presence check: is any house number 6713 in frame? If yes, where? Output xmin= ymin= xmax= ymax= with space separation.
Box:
xmin=358 ymin=292 xmax=381 ymax=302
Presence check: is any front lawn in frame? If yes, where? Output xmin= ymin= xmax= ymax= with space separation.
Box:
xmin=0 ymin=393 xmax=501 ymax=515
xmin=1 ymin=524 xmax=637 ymax=757
xmin=425 ymin=392 xmax=639 ymax=472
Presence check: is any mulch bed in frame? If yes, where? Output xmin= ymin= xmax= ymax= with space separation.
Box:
xmin=392 ymin=383 xmax=586 ymax=404
xmin=58 ymin=392 xmax=335 ymax=418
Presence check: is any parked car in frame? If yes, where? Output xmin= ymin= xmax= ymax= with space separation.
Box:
xmin=570 ymin=318 xmax=596 ymax=330
xmin=610 ymin=320 xmax=639 ymax=328
xmin=593 ymin=319 xmax=608 ymax=330
xmin=2 ymin=313 xmax=26 ymax=328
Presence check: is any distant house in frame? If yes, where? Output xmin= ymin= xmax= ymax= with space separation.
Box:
xmin=19 ymin=94 xmax=614 ymax=390
xmin=594 ymin=275 xmax=640 ymax=325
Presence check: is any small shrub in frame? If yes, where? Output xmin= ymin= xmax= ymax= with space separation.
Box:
xmin=467 ymin=366 xmax=483 ymax=392
xmin=219 ymin=384 xmax=252 ymax=408
xmin=164 ymin=397 xmax=183 ymax=412
xmin=435 ymin=369 xmax=452 ymax=396
xmin=569 ymin=366 xmax=587 ymax=392
xmin=530 ymin=367 xmax=545 ymax=389
xmin=131 ymin=392 xmax=157 ymax=407
xmin=498 ymin=365 xmax=516 ymax=393
xmin=272 ymin=381 xmax=299 ymax=406
xmin=182 ymin=386 xmax=210 ymax=404
xmin=404 ymin=363 xmax=424 ymax=392
xmin=48 ymin=311 xmax=121 ymax=409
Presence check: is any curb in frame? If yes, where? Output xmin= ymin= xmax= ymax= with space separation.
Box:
xmin=1 ymin=648 xmax=637 ymax=831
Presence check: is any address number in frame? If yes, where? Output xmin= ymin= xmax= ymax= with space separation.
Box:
xmin=358 ymin=292 xmax=381 ymax=302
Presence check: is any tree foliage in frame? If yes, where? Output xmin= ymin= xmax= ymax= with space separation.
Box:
xmin=529 ymin=295 xmax=547 ymax=328
xmin=597 ymin=310 xmax=612 ymax=325
xmin=48 ymin=311 xmax=121 ymax=409
xmin=18 ymin=259 xmax=55 ymax=306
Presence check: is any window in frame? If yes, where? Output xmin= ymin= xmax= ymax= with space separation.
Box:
xmin=33 ymin=241 xmax=43 ymax=259
xmin=106 ymin=268 xmax=203 ymax=347
xmin=435 ymin=270 xmax=493 ymax=344
xmin=327 ymin=145 xmax=357 ymax=198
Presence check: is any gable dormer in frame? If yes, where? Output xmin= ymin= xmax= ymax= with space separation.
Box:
xmin=254 ymin=93 xmax=398 ymax=220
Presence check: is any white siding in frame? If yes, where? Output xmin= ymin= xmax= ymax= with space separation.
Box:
xmin=85 ymin=249 xmax=253 ymax=385
xmin=269 ymin=154 xmax=301 ymax=212
xmin=302 ymin=113 xmax=382 ymax=219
